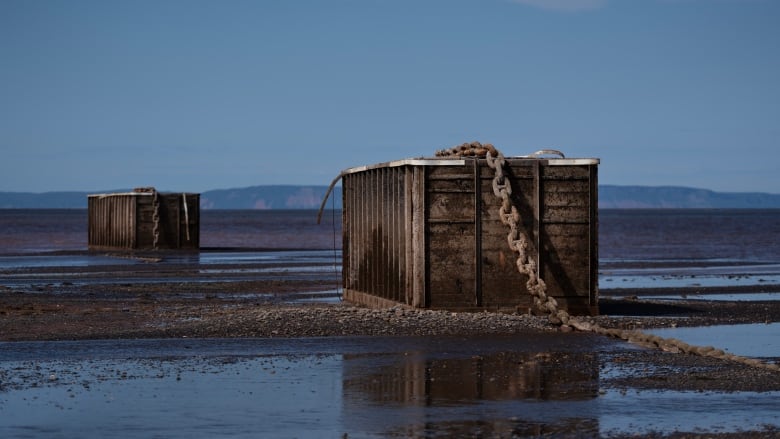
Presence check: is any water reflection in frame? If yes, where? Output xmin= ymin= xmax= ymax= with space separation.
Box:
xmin=2 ymin=337 xmax=776 ymax=437
xmin=343 ymin=351 xmax=599 ymax=405
xmin=341 ymin=350 xmax=600 ymax=437
xmin=0 ymin=337 xmax=604 ymax=438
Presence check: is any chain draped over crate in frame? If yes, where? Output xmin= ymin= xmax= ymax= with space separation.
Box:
xmin=437 ymin=141 xmax=780 ymax=372
xmin=151 ymin=189 xmax=161 ymax=250
xmin=135 ymin=187 xmax=162 ymax=250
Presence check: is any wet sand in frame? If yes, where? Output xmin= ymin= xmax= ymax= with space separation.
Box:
xmin=2 ymin=250 xmax=780 ymax=438
xmin=1 ymin=250 xmax=779 ymax=341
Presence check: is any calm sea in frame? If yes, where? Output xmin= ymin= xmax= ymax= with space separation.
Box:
xmin=0 ymin=208 xmax=778 ymax=263
xmin=0 ymin=209 xmax=342 ymax=254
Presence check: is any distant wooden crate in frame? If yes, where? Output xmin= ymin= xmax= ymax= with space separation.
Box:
xmin=341 ymin=155 xmax=599 ymax=315
xmin=88 ymin=188 xmax=199 ymax=251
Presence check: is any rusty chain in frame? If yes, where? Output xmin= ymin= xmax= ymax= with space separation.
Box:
xmin=152 ymin=189 xmax=160 ymax=250
xmin=437 ymin=141 xmax=779 ymax=372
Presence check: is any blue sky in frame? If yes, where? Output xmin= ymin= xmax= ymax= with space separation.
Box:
xmin=1 ymin=0 xmax=778 ymax=193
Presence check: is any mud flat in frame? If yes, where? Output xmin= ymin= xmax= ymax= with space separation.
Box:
xmin=1 ymin=250 xmax=780 ymax=438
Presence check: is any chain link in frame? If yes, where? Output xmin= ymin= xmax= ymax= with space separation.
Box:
xmin=152 ymin=189 xmax=160 ymax=250
xmin=438 ymin=141 xmax=779 ymax=372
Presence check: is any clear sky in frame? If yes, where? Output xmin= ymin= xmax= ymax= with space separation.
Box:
xmin=1 ymin=0 xmax=778 ymax=193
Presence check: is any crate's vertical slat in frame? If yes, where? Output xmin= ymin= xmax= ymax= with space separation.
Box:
xmin=411 ymin=166 xmax=427 ymax=308
xmin=342 ymin=176 xmax=349 ymax=296
xmin=404 ymin=166 xmax=414 ymax=305
xmin=354 ymin=173 xmax=361 ymax=293
xmin=396 ymin=167 xmax=405 ymax=304
xmin=105 ymin=197 xmax=110 ymax=247
xmin=123 ymin=196 xmax=129 ymax=248
xmin=381 ymin=168 xmax=387 ymax=300
xmin=388 ymin=167 xmax=396 ymax=302
xmin=372 ymin=169 xmax=379 ymax=298
xmin=100 ymin=198 xmax=104 ymax=247
xmin=130 ymin=197 xmax=136 ymax=249
xmin=374 ymin=169 xmax=379 ymax=297
xmin=104 ymin=197 xmax=108 ymax=247
xmin=534 ymin=160 xmax=543 ymax=283
xmin=380 ymin=168 xmax=386 ymax=300
xmin=363 ymin=171 xmax=368 ymax=295
xmin=95 ymin=197 xmax=100 ymax=247
xmin=349 ymin=174 xmax=356 ymax=293
xmin=114 ymin=197 xmax=119 ymax=248
xmin=106 ymin=197 xmax=111 ymax=247
xmin=388 ymin=168 xmax=395 ymax=302
xmin=343 ymin=175 xmax=351 ymax=292
xmin=589 ymin=164 xmax=599 ymax=309
xmin=118 ymin=196 xmax=123 ymax=248
xmin=119 ymin=197 xmax=124 ymax=248
xmin=366 ymin=170 xmax=372 ymax=296
xmin=107 ymin=197 xmax=111 ymax=247
xmin=115 ymin=196 xmax=120 ymax=248
xmin=110 ymin=197 xmax=116 ymax=248
xmin=353 ymin=173 xmax=360 ymax=293
xmin=473 ymin=158 xmax=482 ymax=307
xmin=381 ymin=167 xmax=386 ymax=300
xmin=90 ymin=197 xmax=96 ymax=247
xmin=124 ymin=196 xmax=129 ymax=248
xmin=391 ymin=167 xmax=397 ymax=301
xmin=119 ymin=196 xmax=124 ymax=248
xmin=118 ymin=197 xmax=124 ymax=248
xmin=367 ymin=170 xmax=374 ymax=296
xmin=395 ymin=167 xmax=402 ymax=303
xmin=355 ymin=173 xmax=362 ymax=293
xmin=101 ymin=197 xmax=105 ymax=247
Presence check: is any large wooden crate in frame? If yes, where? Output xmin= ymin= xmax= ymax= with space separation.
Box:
xmin=88 ymin=189 xmax=200 ymax=251
xmin=341 ymin=156 xmax=599 ymax=315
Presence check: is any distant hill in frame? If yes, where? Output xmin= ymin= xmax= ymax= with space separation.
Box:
xmin=599 ymin=185 xmax=780 ymax=208
xmin=200 ymin=185 xmax=342 ymax=209
xmin=0 ymin=191 xmax=92 ymax=209
xmin=0 ymin=186 xmax=343 ymax=209
xmin=1 ymin=185 xmax=779 ymax=209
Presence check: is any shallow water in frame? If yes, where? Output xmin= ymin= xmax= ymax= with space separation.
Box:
xmin=0 ymin=249 xmax=341 ymax=289
xmin=2 ymin=209 xmax=780 ymax=436
xmin=648 ymin=323 xmax=780 ymax=358
xmin=620 ymin=292 xmax=780 ymax=302
xmin=1 ymin=336 xmax=778 ymax=438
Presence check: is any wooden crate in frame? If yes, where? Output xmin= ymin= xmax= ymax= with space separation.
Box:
xmin=341 ymin=156 xmax=599 ymax=315
xmin=88 ymin=189 xmax=199 ymax=251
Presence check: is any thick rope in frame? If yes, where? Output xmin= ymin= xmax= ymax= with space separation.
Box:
xmin=437 ymin=141 xmax=779 ymax=372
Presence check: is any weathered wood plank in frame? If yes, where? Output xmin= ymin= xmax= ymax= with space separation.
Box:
xmin=341 ymin=156 xmax=599 ymax=315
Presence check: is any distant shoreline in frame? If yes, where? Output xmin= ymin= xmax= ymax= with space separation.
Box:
xmin=2 ymin=185 xmax=779 ymax=209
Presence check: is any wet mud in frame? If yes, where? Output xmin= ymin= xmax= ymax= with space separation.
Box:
xmin=1 ymin=249 xmax=780 ymax=438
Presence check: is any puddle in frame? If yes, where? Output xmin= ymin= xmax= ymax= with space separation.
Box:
xmin=169 ymin=250 xmax=340 ymax=266
xmin=0 ymin=336 xmax=778 ymax=437
xmin=198 ymin=265 xmax=338 ymax=275
xmin=284 ymin=289 xmax=342 ymax=303
xmin=0 ymin=250 xmax=340 ymax=270
xmin=0 ymin=250 xmax=341 ymax=289
xmin=600 ymin=263 xmax=780 ymax=289
xmin=193 ymin=289 xmax=342 ymax=303
xmin=600 ymin=273 xmax=780 ymax=289
xmin=596 ymin=389 xmax=780 ymax=435
xmin=648 ymin=323 xmax=780 ymax=358
xmin=0 ymin=255 xmax=138 ymax=269
xmin=617 ymin=292 xmax=780 ymax=302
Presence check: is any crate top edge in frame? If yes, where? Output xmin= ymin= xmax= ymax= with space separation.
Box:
xmin=342 ymin=156 xmax=599 ymax=175
xmin=88 ymin=192 xmax=200 ymax=198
